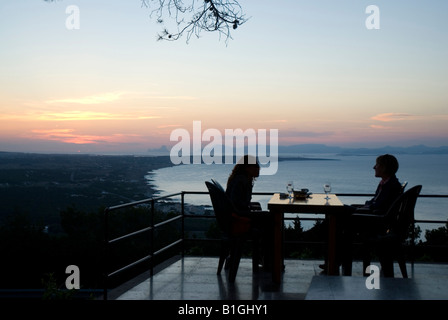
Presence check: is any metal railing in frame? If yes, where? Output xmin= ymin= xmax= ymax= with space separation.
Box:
xmin=103 ymin=192 xmax=184 ymax=300
xmin=103 ymin=191 xmax=448 ymax=299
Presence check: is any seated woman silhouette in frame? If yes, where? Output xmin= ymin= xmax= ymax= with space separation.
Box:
xmin=225 ymin=155 xmax=272 ymax=270
xmin=226 ymin=155 xmax=262 ymax=214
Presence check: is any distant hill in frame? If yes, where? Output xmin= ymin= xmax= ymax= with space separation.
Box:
xmin=148 ymin=144 xmax=448 ymax=157
xmin=278 ymin=144 xmax=448 ymax=155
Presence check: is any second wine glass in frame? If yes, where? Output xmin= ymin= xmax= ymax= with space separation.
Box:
xmin=323 ymin=182 xmax=331 ymax=200
xmin=286 ymin=181 xmax=294 ymax=199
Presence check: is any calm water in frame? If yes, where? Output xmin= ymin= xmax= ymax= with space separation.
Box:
xmin=148 ymin=154 xmax=448 ymax=237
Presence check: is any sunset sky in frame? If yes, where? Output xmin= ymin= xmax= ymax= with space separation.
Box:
xmin=1 ymin=0 xmax=447 ymax=154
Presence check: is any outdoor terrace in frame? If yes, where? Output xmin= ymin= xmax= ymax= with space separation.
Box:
xmin=109 ymin=257 xmax=448 ymax=300
xmin=103 ymin=191 xmax=448 ymax=301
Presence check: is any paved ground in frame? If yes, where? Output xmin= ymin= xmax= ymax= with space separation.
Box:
xmin=110 ymin=257 xmax=448 ymax=300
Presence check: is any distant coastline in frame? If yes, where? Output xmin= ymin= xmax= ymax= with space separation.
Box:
xmin=3 ymin=143 xmax=448 ymax=158
xmin=279 ymin=144 xmax=448 ymax=155
xmin=147 ymin=143 xmax=448 ymax=157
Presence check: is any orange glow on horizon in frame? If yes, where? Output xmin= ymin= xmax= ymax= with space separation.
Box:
xmin=28 ymin=129 xmax=143 ymax=145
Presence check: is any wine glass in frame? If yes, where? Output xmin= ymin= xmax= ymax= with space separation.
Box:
xmin=286 ymin=181 xmax=294 ymax=199
xmin=323 ymin=182 xmax=331 ymax=200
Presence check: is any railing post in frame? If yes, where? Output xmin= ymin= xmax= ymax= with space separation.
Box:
xmin=181 ymin=192 xmax=185 ymax=258
xmin=150 ymin=198 xmax=155 ymax=277
xmin=411 ymin=217 xmax=415 ymax=276
xmin=103 ymin=207 xmax=109 ymax=300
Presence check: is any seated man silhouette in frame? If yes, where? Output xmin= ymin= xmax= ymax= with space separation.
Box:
xmin=320 ymin=154 xmax=403 ymax=275
xmin=352 ymin=154 xmax=402 ymax=215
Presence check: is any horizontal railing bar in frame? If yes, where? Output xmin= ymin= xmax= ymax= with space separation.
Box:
xmin=107 ymin=239 xmax=183 ymax=279
xmin=182 ymin=191 xmax=208 ymax=195
xmin=0 ymin=289 xmax=103 ymax=293
xmin=291 ymin=217 xmax=325 ymax=221
xmin=151 ymin=192 xmax=183 ymax=201
xmin=153 ymin=215 xmax=182 ymax=228
xmin=415 ymin=219 xmax=447 ymax=224
xmin=153 ymin=239 xmax=183 ymax=256
xmin=417 ymin=194 xmax=448 ymax=198
xmin=106 ymin=192 xmax=182 ymax=211
xmin=183 ymin=215 xmax=445 ymax=224
xmin=106 ymin=199 xmax=153 ymax=212
xmin=250 ymin=192 xmax=277 ymax=196
xmin=108 ymin=226 xmax=152 ymax=244
xmin=182 ymin=191 xmax=276 ymax=196
xmin=182 ymin=214 xmax=324 ymax=221
xmin=108 ymin=216 xmax=182 ymax=245
xmin=107 ymin=254 xmax=152 ymax=278
xmin=337 ymin=193 xmax=448 ymax=198
xmin=183 ymin=214 xmax=214 ymax=218
xmin=335 ymin=193 xmax=374 ymax=197
xmin=181 ymin=215 xmax=444 ymax=224
xmin=105 ymin=191 xmax=448 ymax=214
xmin=182 ymin=190 xmax=448 ymax=198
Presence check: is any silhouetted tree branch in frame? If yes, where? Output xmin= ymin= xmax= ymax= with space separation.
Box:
xmin=141 ymin=0 xmax=247 ymax=42
xmin=43 ymin=0 xmax=247 ymax=42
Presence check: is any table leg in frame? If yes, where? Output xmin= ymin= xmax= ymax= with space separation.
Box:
xmin=327 ymin=214 xmax=338 ymax=275
xmin=272 ymin=210 xmax=283 ymax=283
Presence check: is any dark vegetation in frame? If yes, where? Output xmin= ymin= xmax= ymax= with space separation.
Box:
xmin=0 ymin=152 xmax=174 ymax=295
xmin=0 ymin=152 xmax=172 ymax=230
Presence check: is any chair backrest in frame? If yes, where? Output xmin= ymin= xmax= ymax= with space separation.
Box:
xmin=401 ymin=181 xmax=408 ymax=193
xmin=205 ymin=181 xmax=234 ymax=235
xmin=211 ymin=178 xmax=226 ymax=193
xmin=385 ymin=185 xmax=422 ymax=240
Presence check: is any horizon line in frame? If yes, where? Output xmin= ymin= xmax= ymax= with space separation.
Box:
xmin=2 ymin=143 xmax=448 ymax=157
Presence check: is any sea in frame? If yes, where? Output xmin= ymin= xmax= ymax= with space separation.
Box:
xmin=147 ymin=154 xmax=448 ymax=239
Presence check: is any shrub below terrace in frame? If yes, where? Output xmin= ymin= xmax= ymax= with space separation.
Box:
xmin=0 ymin=205 xmax=180 ymax=291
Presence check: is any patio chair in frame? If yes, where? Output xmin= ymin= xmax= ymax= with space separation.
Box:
xmin=353 ymin=185 xmax=422 ymax=277
xmin=205 ymin=181 xmax=260 ymax=283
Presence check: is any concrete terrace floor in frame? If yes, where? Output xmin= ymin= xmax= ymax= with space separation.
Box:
xmin=109 ymin=257 xmax=448 ymax=300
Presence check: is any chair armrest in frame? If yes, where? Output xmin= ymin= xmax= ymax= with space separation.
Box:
xmin=250 ymin=202 xmax=262 ymax=211
xmin=351 ymin=213 xmax=382 ymax=218
xmin=351 ymin=213 xmax=386 ymax=223
xmin=350 ymin=212 xmax=387 ymax=235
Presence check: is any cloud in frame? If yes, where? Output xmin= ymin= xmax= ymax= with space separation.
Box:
xmin=371 ymin=113 xmax=414 ymax=122
xmin=45 ymin=92 xmax=126 ymax=105
xmin=370 ymin=124 xmax=388 ymax=129
xmin=30 ymin=129 xmax=101 ymax=144
xmin=259 ymin=120 xmax=288 ymax=124
xmin=154 ymin=95 xmax=197 ymax=100
xmin=279 ymin=130 xmax=335 ymax=138
xmin=45 ymin=91 xmax=197 ymax=105
xmin=157 ymin=124 xmax=183 ymax=129
xmin=36 ymin=111 xmax=159 ymax=121
xmin=0 ymin=110 xmax=159 ymax=122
